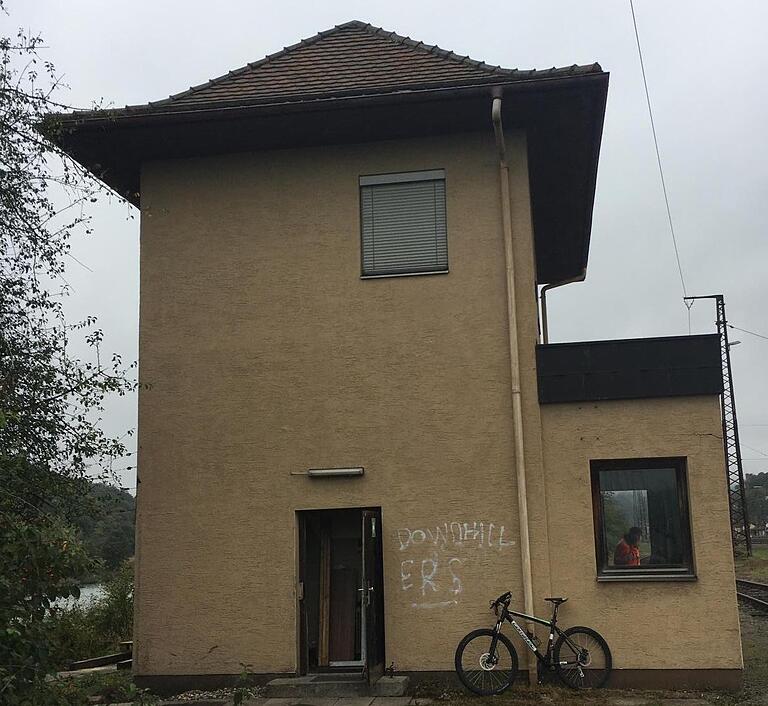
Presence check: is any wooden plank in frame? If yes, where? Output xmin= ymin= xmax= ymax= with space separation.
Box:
xmin=329 ymin=564 xmax=356 ymax=661
xmin=318 ymin=528 xmax=331 ymax=667
xmin=68 ymin=651 xmax=132 ymax=671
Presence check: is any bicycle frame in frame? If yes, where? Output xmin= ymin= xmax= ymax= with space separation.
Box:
xmin=489 ymin=601 xmax=584 ymax=679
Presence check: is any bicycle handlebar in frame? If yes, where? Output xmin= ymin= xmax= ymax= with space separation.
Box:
xmin=490 ymin=591 xmax=512 ymax=613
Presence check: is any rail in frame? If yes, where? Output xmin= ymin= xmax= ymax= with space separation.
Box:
xmin=736 ymin=578 xmax=768 ymax=611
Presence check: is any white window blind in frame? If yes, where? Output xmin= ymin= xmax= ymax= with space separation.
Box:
xmin=360 ymin=170 xmax=448 ymax=277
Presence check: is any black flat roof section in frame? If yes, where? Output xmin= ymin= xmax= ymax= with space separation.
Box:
xmin=536 ymin=334 xmax=723 ymax=404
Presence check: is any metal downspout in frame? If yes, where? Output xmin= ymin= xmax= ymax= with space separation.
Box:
xmin=540 ymin=272 xmax=586 ymax=344
xmin=491 ymin=95 xmax=536 ymax=642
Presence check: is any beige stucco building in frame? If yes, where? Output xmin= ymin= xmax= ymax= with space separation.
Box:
xmin=57 ymin=21 xmax=742 ymax=693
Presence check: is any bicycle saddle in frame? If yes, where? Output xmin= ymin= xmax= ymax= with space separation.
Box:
xmin=544 ymin=597 xmax=568 ymax=604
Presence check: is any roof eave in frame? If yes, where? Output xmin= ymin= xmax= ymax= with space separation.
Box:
xmin=50 ymin=70 xmax=609 ymax=285
xmin=52 ymin=70 xmax=608 ymax=130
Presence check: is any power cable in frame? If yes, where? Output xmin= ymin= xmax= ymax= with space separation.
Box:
xmin=740 ymin=442 xmax=768 ymax=458
xmin=728 ymin=324 xmax=768 ymax=342
xmin=629 ymin=0 xmax=688 ymax=299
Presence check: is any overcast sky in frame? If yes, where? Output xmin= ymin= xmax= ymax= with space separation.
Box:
xmin=9 ymin=0 xmax=768 ymax=491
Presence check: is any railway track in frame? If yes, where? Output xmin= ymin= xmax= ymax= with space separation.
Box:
xmin=736 ymin=578 xmax=768 ymax=611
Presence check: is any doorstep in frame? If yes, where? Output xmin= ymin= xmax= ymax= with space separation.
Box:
xmin=264 ymin=675 xmax=409 ymax=699
xmin=242 ymin=696 xmax=432 ymax=706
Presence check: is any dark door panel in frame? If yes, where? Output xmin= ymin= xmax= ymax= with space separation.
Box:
xmin=362 ymin=509 xmax=385 ymax=684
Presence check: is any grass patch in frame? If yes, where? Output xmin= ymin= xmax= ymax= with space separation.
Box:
xmin=734 ymin=545 xmax=768 ymax=581
xmin=712 ymin=605 xmax=768 ymax=706
xmin=47 ymin=671 xmax=157 ymax=705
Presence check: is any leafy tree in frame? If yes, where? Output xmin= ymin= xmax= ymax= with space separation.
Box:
xmin=72 ymin=483 xmax=135 ymax=573
xmin=601 ymin=492 xmax=627 ymax=558
xmin=0 ymin=3 xmax=135 ymax=701
xmin=0 ymin=481 xmax=91 ymax=704
xmin=746 ymin=472 xmax=768 ymax=532
xmin=45 ymin=559 xmax=134 ymax=671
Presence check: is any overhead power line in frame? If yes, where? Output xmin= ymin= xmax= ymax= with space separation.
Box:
xmin=629 ymin=0 xmax=687 ymax=298
xmin=741 ymin=442 xmax=768 ymax=458
xmin=728 ymin=324 xmax=768 ymax=342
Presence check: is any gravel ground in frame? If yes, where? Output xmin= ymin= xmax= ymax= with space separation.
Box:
xmin=168 ymin=686 xmax=263 ymax=702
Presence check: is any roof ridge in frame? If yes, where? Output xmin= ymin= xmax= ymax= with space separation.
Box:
xmin=150 ymin=20 xmax=511 ymax=107
xmin=355 ymin=21 xmax=510 ymax=76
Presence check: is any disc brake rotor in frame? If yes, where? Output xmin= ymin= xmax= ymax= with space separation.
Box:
xmin=479 ymin=652 xmax=496 ymax=671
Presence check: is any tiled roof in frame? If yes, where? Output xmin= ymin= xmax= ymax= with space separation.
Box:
xmin=135 ymin=20 xmax=601 ymax=113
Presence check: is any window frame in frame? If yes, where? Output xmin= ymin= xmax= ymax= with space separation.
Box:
xmin=590 ymin=457 xmax=696 ymax=582
xmin=358 ymin=169 xmax=449 ymax=279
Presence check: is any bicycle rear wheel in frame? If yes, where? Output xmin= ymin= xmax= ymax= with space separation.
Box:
xmin=454 ymin=628 xmax=519 ymax=695
xmin=553 ymin=626 xmax=612 ymax=689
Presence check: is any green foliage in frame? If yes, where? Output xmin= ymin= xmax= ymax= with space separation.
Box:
xmin=232 ymin=663 xmax=257 ymax=706
xmin=45 ymin=560 xmax=134 ymax=670
xmin=72 ymin=483 xmax=135 ymax=575
xmin=746 ymin=472 xmax=768 ymax=530
xmin=0 ymin=7 xmax=135 ymax=702
xmin=43 ymin=602 xmax=108 ymax=673
xmin=47 ymin=671 xmax=157 ymax=706
xmin=95 ymin=560 xmax=134 ymax=645
xmin=601 ymin=492 xmax=627 ymax=554
xmin=0 ymin=493 xmax=91 ymax=704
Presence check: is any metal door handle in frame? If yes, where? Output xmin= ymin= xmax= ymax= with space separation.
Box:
xmin=358 ymin=583 xmax=373 ymax=606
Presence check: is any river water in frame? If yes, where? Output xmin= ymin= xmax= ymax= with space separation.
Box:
xmin=55 ymin=583 xmax=105 ymax=608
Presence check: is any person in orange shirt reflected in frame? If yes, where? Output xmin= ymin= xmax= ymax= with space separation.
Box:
xmin=614 ymin=527 xmax=642 ymax=566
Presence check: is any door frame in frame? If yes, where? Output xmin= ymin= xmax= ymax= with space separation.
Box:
xmin=295 ymin=507 xmax=385 ymax=676
xmin=362 ymin=508 xmax=385 ymax=685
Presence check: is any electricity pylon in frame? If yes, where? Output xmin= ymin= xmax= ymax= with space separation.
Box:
xmin=685 ymin=294 xmax=751 ymax=556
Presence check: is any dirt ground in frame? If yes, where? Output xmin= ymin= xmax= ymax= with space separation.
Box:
xmin=419 ymin=602 xmax=768 ymax=706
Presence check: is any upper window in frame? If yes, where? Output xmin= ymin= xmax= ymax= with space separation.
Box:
xmin=359 ymin=170 xmax=448 ymax=277
xmin=591 ymin=458 xmax=695 ymax=581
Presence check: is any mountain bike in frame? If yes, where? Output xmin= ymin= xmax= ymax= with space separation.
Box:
xmin=454 ymin=591 xmax=612 ymax=695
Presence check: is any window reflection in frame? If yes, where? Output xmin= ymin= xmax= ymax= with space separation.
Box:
xmin=592 ymin=460 xmax=693 ymax=578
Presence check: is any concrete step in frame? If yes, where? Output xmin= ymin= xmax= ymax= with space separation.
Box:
xmin=265 ymin=675 xmax=368 ymax=698
xmin=243 ymin=699 xmax=422 ymax=706
xmin=264 ymin=675 xmax=409 ymax=699
xmin=372 ymin=676 xmax=409 ymax=697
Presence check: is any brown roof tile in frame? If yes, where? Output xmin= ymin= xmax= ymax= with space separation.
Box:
xmin=130 ymin=20 xmax=601 ymax=113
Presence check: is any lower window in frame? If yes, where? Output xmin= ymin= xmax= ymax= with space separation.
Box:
xmin=591 ymin=458 xmax=695 ymax=580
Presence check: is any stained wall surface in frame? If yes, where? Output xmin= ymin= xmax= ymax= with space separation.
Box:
xmin=134 ymin=131 xmax=542 ymax=676
xmin=540 ymin=396 xmax=742 ymax=675
xmin=134 ymin=129 xmax=741 ymax=683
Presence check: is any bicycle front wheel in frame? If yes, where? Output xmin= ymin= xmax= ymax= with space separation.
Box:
xmin=553 ymin=626 xmax=612 ymax=689
xmin=454 ymin=628 xmax=519 ymax=695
